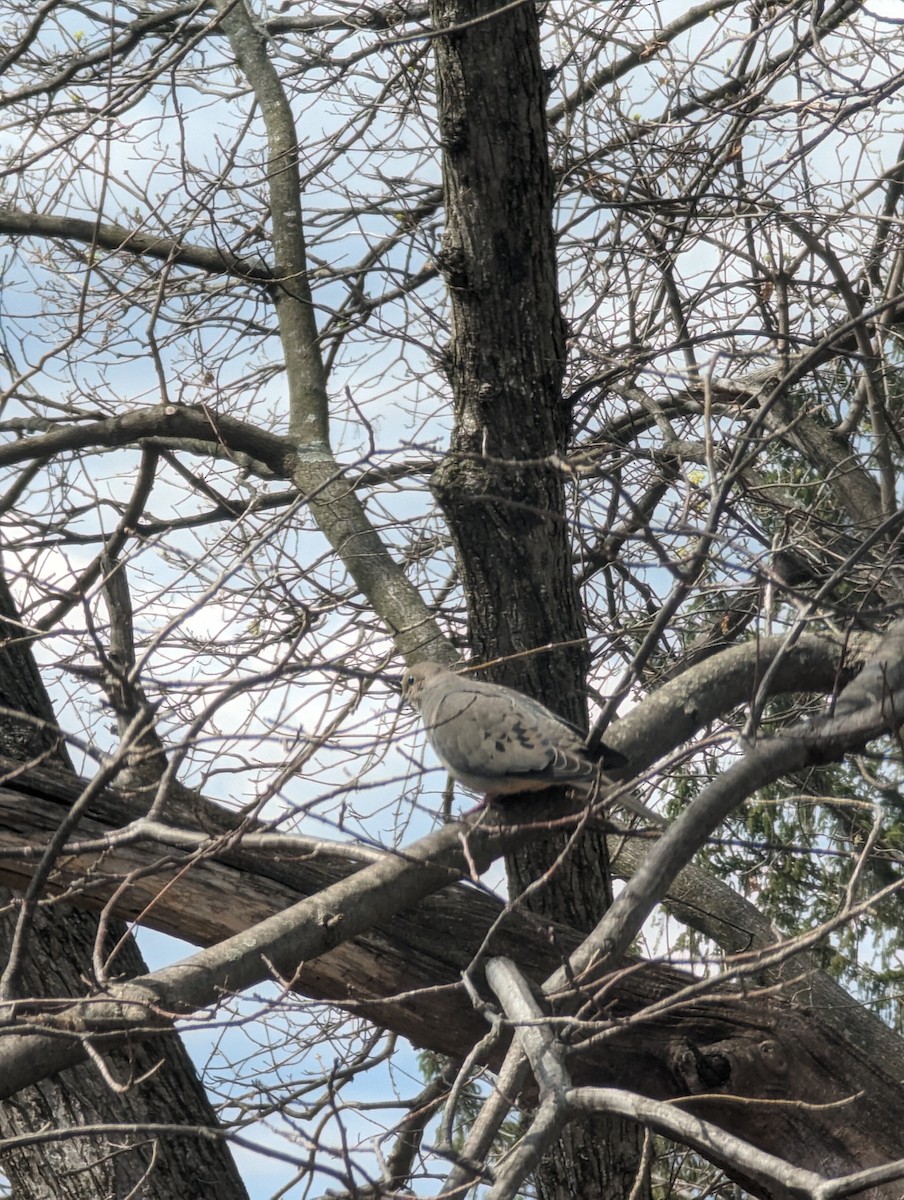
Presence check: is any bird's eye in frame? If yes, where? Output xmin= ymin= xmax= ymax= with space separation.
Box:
xmin=406 ymin=674 xmax=415 ymax=688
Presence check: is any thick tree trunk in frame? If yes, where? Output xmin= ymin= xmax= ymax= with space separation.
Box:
xmin=0 ymin=574 xmax=248 ymax=1200
xmin=428 ymin=2 xmax=648 ymax=1195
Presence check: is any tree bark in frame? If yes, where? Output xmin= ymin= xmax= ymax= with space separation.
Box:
xmin=1 ymin=758 xmax=903 ymax=1196
xmin=428 ymin=1 xmax=647 ymax=1193
xmin=0 ymin=573 xmax=248 ymax=1200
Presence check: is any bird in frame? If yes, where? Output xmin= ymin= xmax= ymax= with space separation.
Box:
xmin=400 ymin=660 xmax=628 ymax=799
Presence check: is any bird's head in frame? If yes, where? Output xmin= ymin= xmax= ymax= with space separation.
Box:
xmin=400 ymin=660 xmax=447 ymax=709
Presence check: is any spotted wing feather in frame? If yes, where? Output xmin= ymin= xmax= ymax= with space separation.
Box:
xmin=405 ymin=663 xmax=625 ymax=796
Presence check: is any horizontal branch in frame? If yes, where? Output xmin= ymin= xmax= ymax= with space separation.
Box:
xmin=0 ymin=208 xmax=272 ymax=282
xmin=1 ymin=779 xmax=903 ymax=1181
xmin=0 ymin=633 xmax=902 ymax=1184
xmin=0 ymin=404 xmax=292 ymax=476
xmin=0 ymin=799 xmax=532 ymax=1098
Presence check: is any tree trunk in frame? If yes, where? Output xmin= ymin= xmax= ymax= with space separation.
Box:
xmin=428 ymin=2 xmax=649 ymax=1195
xmin=0 ymin=573 xmax=248 ymax=1200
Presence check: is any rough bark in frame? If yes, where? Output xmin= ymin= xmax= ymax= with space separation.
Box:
xmin=427 ymin=0 xmax=612 ymax=936
xmin=429 ymin=0 xmax=578 ymax=687
xmin=428 ymin=1 xmax=642 ymax=1192
xmin=0 ymin=573 xmax=248 ymax=1200
xmin=0 ymin=759 xmax=903 ymax=1195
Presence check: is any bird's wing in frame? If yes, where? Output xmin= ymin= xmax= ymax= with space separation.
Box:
xmin=423 ymin=682 xmax=596 ymax=787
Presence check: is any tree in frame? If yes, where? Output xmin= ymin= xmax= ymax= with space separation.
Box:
xmin=1 ymin=0 xmax=904 ymax=1197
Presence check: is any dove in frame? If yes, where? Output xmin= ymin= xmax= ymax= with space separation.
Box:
xmin=401 ymin=660 xmax=628 ymax=798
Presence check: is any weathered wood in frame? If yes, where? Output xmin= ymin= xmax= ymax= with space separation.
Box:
xmin=2 ymin=759 xmax=904 ymax=1195
xmin=0 ymin=572 xmax=249 ymax=1200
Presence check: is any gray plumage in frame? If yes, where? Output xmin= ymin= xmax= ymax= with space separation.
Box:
xmin=401 ymin=661 xmax=627 ymax=797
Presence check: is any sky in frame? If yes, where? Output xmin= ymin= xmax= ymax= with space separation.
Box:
xmin=2 ymin=0 xmax=904 ymax=1194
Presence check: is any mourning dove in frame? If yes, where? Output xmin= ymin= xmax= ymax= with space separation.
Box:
xmin=401 ymin=661 xmax=628 ymax=798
